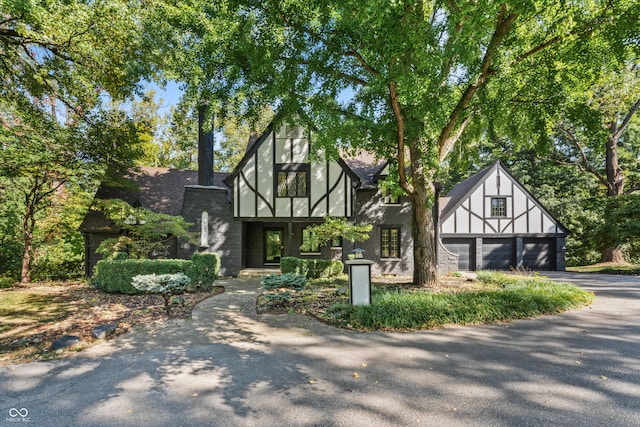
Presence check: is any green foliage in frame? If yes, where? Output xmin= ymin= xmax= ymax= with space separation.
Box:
xmin=185 ymin=252 xmax=220 ymax=292
xmin=299 ymin=217 xmax=372 ymax=252
xmin=330 ymin=274 xmax=593 ymax=331
xmin=94 ymin=199 xmax=193 ymax=260
xmin=0 ymin=0 xmax=158 ymax=283
xmin=132 ymin=273 xmax=191 ymax=316
xmin=132 ymin=273 xmax=191 ymax=294
xmin=280 ymin=257 xmax=344 ymax=279
xmin=261 ymin=274 xmax=307 ymax=291
xmin=92 ymin=252 xmax=218 ymax=294
xmin=263 ymin=291 xmax=292 ymax=303
xmin=598 ymin=194 xmax=640 ymax=262
xmin=156 ymin=0 xmax=634 ymax=282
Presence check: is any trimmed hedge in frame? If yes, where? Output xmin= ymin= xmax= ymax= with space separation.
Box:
xmin=185 ymin=252 xmax=220 ymax=292
xmin=280 ymin=257 xmax=344 ymax=279
xmin=93 ymin=252 xmax=220 ymax=294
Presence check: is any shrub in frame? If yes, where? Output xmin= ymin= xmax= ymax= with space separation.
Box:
xmin=261 ymin=273 xmax=306 ymax=291
xmin=280 ymin=257 xmax=300 ymax=275
xmin=132 ymin=273 xmax=191 ymax=316
xmin=93 ymin=252 xmax=221 ymax=294
xmin=279 ymin=257 xmax=343 ymax=279
xmin=185 ymin=252 xmax=220 ymax=292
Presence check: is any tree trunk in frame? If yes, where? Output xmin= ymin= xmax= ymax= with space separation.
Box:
xmin=601 ymin=247 xmax=626 ymax=264
xmin=601 ymin=124 xmax=626 ymax=263
xmin=410 ymin=179 xmax=438 ymax=287
xmin=20 ymin=208 xmax=35 ymax=285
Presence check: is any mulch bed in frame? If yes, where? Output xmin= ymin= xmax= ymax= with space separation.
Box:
xmin=0 ymin=282 xmax=223 ymax=365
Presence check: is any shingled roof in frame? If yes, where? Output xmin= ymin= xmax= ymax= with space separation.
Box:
xmin=79 ymin=167 xmax=229 ymax=232
xmin=342 ymin=150 xmax=387 ymax=189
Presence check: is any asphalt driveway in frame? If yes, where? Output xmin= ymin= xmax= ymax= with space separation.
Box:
xmin=1 ymin=272 xmax=639 ymax=426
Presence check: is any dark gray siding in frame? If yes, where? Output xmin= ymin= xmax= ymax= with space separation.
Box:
xmin=354 ymin=189 xmax=413 ymax=276
xmin=180 ymin=186 xmax=242 ymax=276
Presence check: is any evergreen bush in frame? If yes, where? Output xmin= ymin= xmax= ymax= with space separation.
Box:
xmin=261 ymin=273 xmax=307 ymax=291
xmin=132 ymin=273 xmax=191 ymax=316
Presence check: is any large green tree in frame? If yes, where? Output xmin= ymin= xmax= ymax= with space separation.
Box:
xmin=159 ymin=0 xmax=635 ymax=285
xmin=546 ymin=64 xmax=640 ymax=263
xmin=0 ymin=0 xmax=158 ymax=284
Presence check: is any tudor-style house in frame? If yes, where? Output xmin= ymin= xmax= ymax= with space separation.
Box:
xmin=80 ymin=122 xmax=568 ymax=277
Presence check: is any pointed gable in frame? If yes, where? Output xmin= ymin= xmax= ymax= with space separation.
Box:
xmin=440 ymin=161 xmax=568 ymax=236
xmin=224 ymin=122 xmax=360 ymax=219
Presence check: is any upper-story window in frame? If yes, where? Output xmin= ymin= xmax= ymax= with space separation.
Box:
xmin=276 ymin=164 xmax=309 ymax=197
xmin=491 ymin=197 xmax=507 ymax=217
xmin=381 ymin=188 xmax=400 ymax=205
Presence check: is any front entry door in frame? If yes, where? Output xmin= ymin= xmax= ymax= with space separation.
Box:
xmin=264 ymin=228 xmax=284 ymax=265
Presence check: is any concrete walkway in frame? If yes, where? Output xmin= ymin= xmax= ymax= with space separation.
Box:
xmin=1 ymin=273 xmax=639 ymax=426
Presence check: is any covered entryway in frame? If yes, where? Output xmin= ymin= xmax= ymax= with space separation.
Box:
xmin=264 ymin=228 xmax=284 ymax=265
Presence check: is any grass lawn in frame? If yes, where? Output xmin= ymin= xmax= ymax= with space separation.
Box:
xmin=567 ymin=262 xmax=640 ymax=275
xmin=0 ymin=282 xmax=221 ymax=365
xmin=257 ymin=271 xmax=594 ymax=331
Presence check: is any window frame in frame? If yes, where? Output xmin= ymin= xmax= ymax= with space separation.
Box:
xmin=381 ymin=188 xmax=401 ymax=205
xmin=490 ymin=197 xmax=507 ymax=217
xmin=275 ymin=163 xmax=310 ymax=198
xmin=380 ymin=226 xmax=401 ymax=259
xmin=300 ymin=227 xmax=321 ymax=255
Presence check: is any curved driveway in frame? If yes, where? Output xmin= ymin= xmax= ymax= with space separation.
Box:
xmin=1 ymin=273 xmax=639 ymax=426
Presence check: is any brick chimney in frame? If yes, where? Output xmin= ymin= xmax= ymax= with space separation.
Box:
xmin=198 ymin=102 xmax=215 ymax=186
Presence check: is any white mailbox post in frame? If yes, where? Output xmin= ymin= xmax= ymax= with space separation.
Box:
xmin=346 ymin=259 xmax=374 ymax=306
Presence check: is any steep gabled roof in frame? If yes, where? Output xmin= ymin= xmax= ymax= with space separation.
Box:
xmin=79 ymin=166 xmax=229 ymax=232
xmin=439 ymin=160 xmax=569 ymax=235
xmin=223 ymin=122 xmax=384 ymax=188
xmin=342 ymin=150 xmax=387 ymax=189
xmin=439 ymin=162 xmax=496 ymax=218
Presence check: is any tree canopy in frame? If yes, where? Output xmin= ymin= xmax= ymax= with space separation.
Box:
xmin=156 ymin=0 xmax=638 ymax=285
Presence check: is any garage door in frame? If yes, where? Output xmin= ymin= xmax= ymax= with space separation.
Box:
xmin=482 ymin=238 xmax=514 ymax=270
xmin=442 ymin=238 xmax=476 ymax=271
xmin=523 ymin=238 xmax=555 ymax=270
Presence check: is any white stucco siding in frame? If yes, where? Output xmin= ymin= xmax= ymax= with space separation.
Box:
xmin=257 ymin=139 xmax=274 ymax=217
xmin=528 ymin=206 xmax=543 ymax=232
xmin=276 ymin=198 xmax=291 ymax=217
xmin=275 ymin=137 xmax=290 ymax=163
xmin=310 ymin=163 xmax=327 ymax=217
xmin=469 ymin=188 xmax=484 ymax=233
xmin=293 ymin=198 xmax=309 ymax=217
xmin=238 ymin=161 xmax=256 ymax=217
xmin=328 ymin=163 xmax=347 ymax=217
xmin=500 ymin=218 xmax=513 ymax=234
xmin=485 ymin=171 xmax=498 ymax=194
xmin=513 ymin=190 xmax=528 ymax=219
xmin=442 ymin=216 xmax=455 ymax=234
xmin=543 ymin=214 xmax=557 ymax=234
xmin=455 ymin=200 xmax=470 ymax=233
xmin=292 ymin=137 xmax=308 ymax=163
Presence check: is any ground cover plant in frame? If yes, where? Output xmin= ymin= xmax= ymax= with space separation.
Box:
xmin=256 ymin=272 xmax=594 ymax=331
xmin=0 ymin=282 xmax=223 ymax=365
